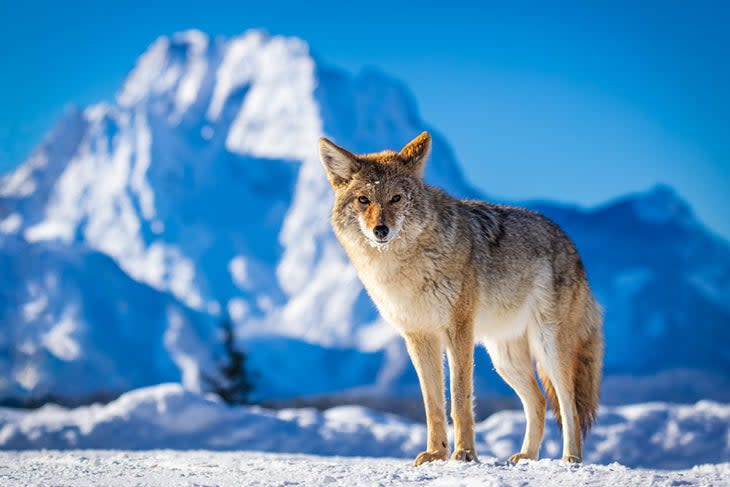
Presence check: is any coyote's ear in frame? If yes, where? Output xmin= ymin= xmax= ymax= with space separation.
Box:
xmin=399 ymin=132 xmax=431 ymax=177
xmin=319 ymin=137 xmax=361 ymax=187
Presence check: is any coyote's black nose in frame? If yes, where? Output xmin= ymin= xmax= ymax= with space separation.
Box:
xmin=373 ymin=225 xmax=389 ymax=240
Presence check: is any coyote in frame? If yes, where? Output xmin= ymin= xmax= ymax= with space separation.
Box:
xmin=319 ymin=132 xmax=603 ymax=466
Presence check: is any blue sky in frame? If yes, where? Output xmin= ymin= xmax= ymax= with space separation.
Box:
xmin=1 ymin=1 xmax=728 ymax=238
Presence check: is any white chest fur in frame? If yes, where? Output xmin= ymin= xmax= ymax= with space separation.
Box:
xmin=352 ymin=252 xmax=453 ymax=334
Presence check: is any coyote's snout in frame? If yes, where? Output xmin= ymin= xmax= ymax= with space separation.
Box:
xmin=319 ymin=132 xmax=604 ymax=466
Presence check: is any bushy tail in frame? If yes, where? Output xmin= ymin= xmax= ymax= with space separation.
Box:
xmin=537 ymin=364 xmax=562 ymax=430
xmin=573 ymin=297 xmax=603 ymax=435
xmin=538 ymin=297 xmax=603 ymax=436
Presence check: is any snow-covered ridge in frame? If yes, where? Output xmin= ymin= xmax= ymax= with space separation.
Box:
xmin=0 ymin=384 xmax=728 ymax=471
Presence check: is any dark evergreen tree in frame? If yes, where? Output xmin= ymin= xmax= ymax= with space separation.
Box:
xmin=205 ymin=316 xmax=254 ymax=405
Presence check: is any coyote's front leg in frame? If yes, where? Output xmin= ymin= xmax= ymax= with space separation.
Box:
xmin=404 ymin=332 xmax=449 ymax=466
xmin=446 ymin=321 xmax=478 ymax=462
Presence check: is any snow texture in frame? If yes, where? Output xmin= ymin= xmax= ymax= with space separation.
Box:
xmin=1 ymin=450 xmax=727 ymax=487
xmin=1 ymin=29 xmax=729 ymax=405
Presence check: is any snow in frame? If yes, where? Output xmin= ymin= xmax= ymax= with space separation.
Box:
xmin=0 ymin=159 xmax=38 ymax=197
xmin=117 ymin=36 xmax=171 ymax=107
xmin=207 ymin=30 xmax=266 ymax=121
xmin=228 ymin=255 xmax=250 ymax=290
xmin=129 ymin=106 xmax=155 ymax=221
xmin=40 ymin=311 xmax=81 ymax=361
xmin=171 ymin=31 xmax=209 ymax=121
xmin=14 ymin=366 xmax=40 ymax=391
xmin=1 ymin=451 xmax=727 ymax=487
xmin=0 ymin=213 xmax=21 ymax=234
xmin=227 ymin=297 xmax=249 ymax=322
xmin=0 ymin=384 xmax=728 ymax=470
xmin=0 ymin=385 xmax=727 ymax=486
xmin=224 ymin=35 xmax=320 ymax=160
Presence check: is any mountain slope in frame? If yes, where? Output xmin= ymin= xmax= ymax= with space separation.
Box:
xmin=0 ymin=236 xmax=218 ymax=405
xmin=1 ymin=29 xmax=728 ymax=404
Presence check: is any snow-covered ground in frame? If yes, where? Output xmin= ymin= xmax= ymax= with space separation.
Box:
xmin=1 ymin=450 xmax=728 ymax=487
xmin=0 ymin=384 xmax=728 ymax=485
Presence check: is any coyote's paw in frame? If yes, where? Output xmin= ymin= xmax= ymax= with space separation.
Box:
xmin=508 ymin=452 xmax=537 ymax=464
xmin=413 ymin=450 xmax=449 ymax=466
xmin=562 ymin=455 xmax=582 ymax=463
xmin=451 ymin=449 xmax=478 ymax=462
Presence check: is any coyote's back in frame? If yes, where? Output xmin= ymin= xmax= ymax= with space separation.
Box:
xmin=319 ymin=132 xmax=603 ymax=466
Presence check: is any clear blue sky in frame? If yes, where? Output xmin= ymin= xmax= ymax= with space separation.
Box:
xmin=1 ymin=1 xmax=728 ymax=239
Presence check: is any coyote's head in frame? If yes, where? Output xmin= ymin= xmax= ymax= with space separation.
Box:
xmin=319 ymin=132 xmax=432 ymax=250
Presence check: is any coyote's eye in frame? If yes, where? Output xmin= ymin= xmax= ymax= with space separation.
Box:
xmin=390 ymin=194 xmax=402 ymax=203
xmin=358 ymin=196 xmax=370 ymax=205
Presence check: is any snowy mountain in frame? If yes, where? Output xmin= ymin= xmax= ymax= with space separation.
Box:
xmin=0 ymin=236 xmax=218 ymax=405
xmin=1 ymin=29 xmax=728 ymax=405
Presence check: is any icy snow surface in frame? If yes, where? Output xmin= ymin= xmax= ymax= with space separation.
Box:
xmin=1 ymin=450 xmax=728 ymax=487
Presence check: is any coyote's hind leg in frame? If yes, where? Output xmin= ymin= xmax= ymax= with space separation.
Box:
xmin=485 ymin=336 xmax=546 ymax=463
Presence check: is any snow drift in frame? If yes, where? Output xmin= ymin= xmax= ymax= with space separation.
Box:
xmin=0 ymin=384 xmax=728 ymax=470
